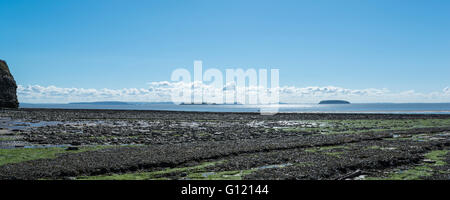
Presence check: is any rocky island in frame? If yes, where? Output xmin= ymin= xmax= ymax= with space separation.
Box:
xmin=319 ymin=100 xmax=351 ymax=105
xmin=0 ymin=59 xmax=19 ymax=108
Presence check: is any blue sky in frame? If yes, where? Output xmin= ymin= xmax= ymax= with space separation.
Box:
xmin=1 ymin=0 xmax=450 ymax=103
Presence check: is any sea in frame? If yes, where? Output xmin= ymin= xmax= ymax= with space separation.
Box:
xmin=19 ymin=103 xmax=450 ymax=114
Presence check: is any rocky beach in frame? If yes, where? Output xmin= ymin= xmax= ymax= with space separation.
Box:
xmin=1 ymin=108 xmax=450 ymax=180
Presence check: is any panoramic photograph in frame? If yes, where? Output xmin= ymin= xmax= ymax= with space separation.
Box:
xmin=1 ymin=0 xmax=450 ymax=194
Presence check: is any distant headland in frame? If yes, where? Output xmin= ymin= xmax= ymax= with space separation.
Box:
xmin=69 ymin=101 xmax=130 ymax=105
xmin=319 ymin=100 xmax=351 ymax=105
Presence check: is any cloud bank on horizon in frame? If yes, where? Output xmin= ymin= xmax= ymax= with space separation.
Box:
xmin=17 ymin=82 xmax=450 ymax=104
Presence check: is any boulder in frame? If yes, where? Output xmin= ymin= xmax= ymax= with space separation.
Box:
xmin=0 ymin=59 xmax=19 ymax=108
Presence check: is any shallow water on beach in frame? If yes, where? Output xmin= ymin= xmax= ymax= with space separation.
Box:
xmin=0 ymin=118 xmax=64 ymax=149
xmin=0 ymin=117 xmax=62 ymax=130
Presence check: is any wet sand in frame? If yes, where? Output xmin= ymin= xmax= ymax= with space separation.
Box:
xmin=1 ymin=108 xmax=450 ymax=180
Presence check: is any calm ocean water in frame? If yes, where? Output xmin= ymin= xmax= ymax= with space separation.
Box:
xmin=19 ymin=103 xmax=450 ymax=114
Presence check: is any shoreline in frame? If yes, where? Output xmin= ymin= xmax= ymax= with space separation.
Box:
xmin=3 ymin=107 xmax=450 ymax=117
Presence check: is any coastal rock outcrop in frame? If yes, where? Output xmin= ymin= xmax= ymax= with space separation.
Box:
xmin=0 ymin=59 xmax=19 ymax=108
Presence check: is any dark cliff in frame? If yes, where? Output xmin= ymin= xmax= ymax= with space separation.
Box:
xmin=0 ymin=59 xmax=19 ymax=108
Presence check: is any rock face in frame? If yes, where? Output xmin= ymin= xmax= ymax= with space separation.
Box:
xmin=0 ymin=60 xmax=19 ymax=108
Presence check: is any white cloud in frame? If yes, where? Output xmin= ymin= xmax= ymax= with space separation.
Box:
xmin=18 ymin=85 xmax=171 ymax=103
xmin=444 ymin=87 xmax=450 ymax=94
xmin=17 ymin=83 xmax=450 ymax=104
